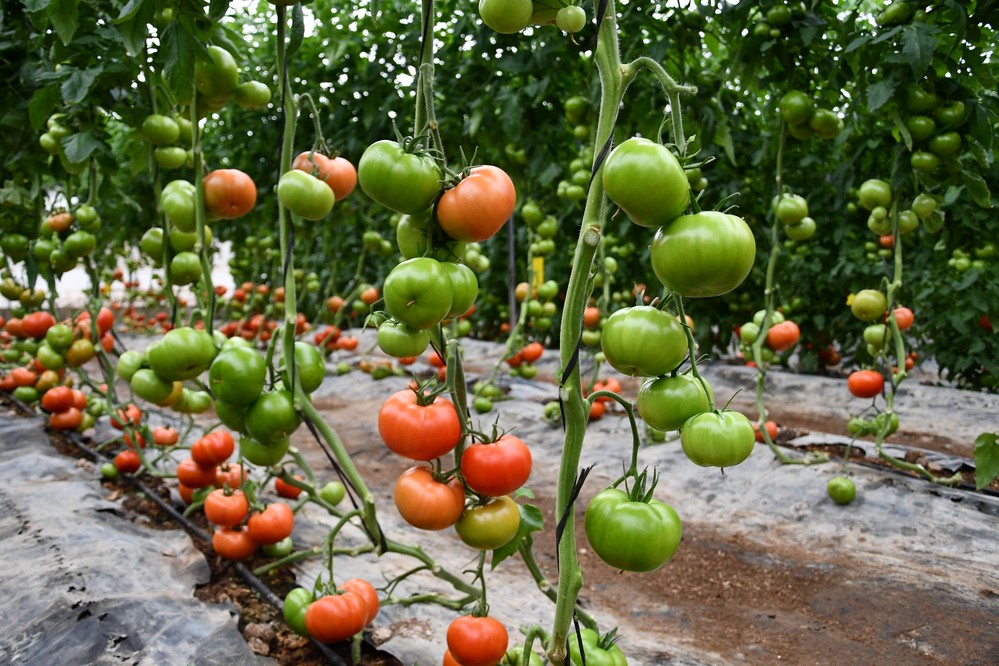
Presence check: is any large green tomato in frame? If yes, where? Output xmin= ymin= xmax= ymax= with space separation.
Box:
xmin=289 ymin=341 xmax=325 ymax=393
xmin=376 ymin=318 xmax=431 ymax=358
xmin=774 ymin=193 xmax=808 ymax=225
xmin=568 ymin=628 xmax=628 ymax=666
xmin=851 ymin=289 xmax=887 ymax=322
xmin=210 ymin=346 xmax=267 ymax=406
xmin=478 ymin=0 xmax=532 ymax=33
xmin=162 ymin=180 xmax=197 ymax=232
xmin=928 ymin=131 xmax=962 ymax=158
xmin=395 ymin=209 xmax=466 ymax=260
xmin=600 ymin=306 xmax=688 ymax=377
xmin=173 ymin=388 xmax=213 ymax=414
xmin=650 ymin=211 xmax=756 ymax=298
xmin=602 ymin=137 xmax=690 ymax=228
xmin=637 ymin=374 xmax=713 ymax=431
xmin=130 ymin=368 xmax=175 ymax=403
xmin=195 ymin=45 xmax=239 ymax=103
xmin=441 ymin=262 xmax=478 ymax=317
xmin=140 ymin=228 xmax=164 ymax=265
xmin=63 ymin=230 xmax=97 ymax=258
xmin=1 ymin=233 xmax=30 ymax=261
xmin=784 ymin=216 xmax=816 ymax=241
xmin=141 ymin=114 xmax=180 ymax=145
xmin=277 ymin=170 xmax=335 ymax=221
xmin=116 ymin=350 xmax=145 ymax=382
xmin=234 ymin=81 xmax=272 ymax=111
xmin=934 ymin=101 xmax=966 ymax=129
xmin=45 ymin=323 xmax=74 ymax=351
xmin=680 ymin=410 xmax=756 ymax=468
xmin=902 ymin=84 xmax=938 ymax=115
xmin=905 ymin=115 xmax=936 ymax=142
xmin=358 ymin=140 xmax=442 ymax=215
xmin=455 ymin=495 xmax=521 ymax=550
xmin=245 ymin=390 xmax=301 ymax=444
xmin=584 ymin=487 xmax=681 ymax=572
xmin=146 ymin=327 xmax=217 ymax=381
xmin=170 ymin=251 xmax=202 ymax=286
xmin=857 ymin=179 xmax=892 ymax=211
xmin=240 ymin=435 xmax=291 ymax=467
xmin=383 ymin=257 xmax=453 ymax=330
xmin=778 ymin=90 xmax=813 ymax=125
xmin=215 ymin=401 xmax=248 ymax=431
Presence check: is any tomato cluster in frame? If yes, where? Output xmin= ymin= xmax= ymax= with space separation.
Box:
xmin=777 ymin=89 xmax=843 ymax=141
xmin=737 ymin=309 xmax=801 ymax=366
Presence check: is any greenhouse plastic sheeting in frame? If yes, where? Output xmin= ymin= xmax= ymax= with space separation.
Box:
xmin=0 ymin=415 xmax=271 ymax=666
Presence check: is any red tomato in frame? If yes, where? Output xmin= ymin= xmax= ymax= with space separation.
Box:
xmin=437 ymin=166 xmax=517 ymax=242
xmin=393 ymin=466 xmax=465 ymax=530
xmin=340 ymin=579 xmax=379 ymax=624
xmin=114 ymin=449 xmax=142 ymax=474
xmin=215 ymin=463 xmax=248 ymax=489
xmin=204 ymin=489 xmax=249 ymax=527
xmin=891 ymin=306 xmax=914 ymax=331
xmin=754 ymin=420 xmax=778 ymax=442
xmin=110 ymin=404 xmax=142 ymax=430
xmin=378 ymin=390 xmax=462 ymax=461
xmin=212 ymin=527 xmax=257 ymax=560
xmin=766 ymin=320 xmax=800 ymax=352
xmin=520 ymin=342 xmax=544 ymax=363
xmin=588 ymin=400 xmax=606 ymax=420
xmin=274 ymin=475 xmax=304 ymax=499
xmin=152 ymin=426 xmax=180 ymax=447
xmin=97 ymin=307 xmax=115 ymax=335
xmin=446 ymin=615 xmax=508 ymax=666
xmin=203 ymin=169 xmax=257 ymax=219
xmin=176 ymin=457 xmax=217 ymax=488
xmin=460 ymin=434 xmax=532 ymax=497
xmin=21 ymin=311 xmax=57 ymax=339
xmin=41 ymin=385 xmax=74 ymax=412
xmin=191 ymin=431 xmax=235 ymax=467
xmin=246 ymin=502 xmax=295 ymax=544
xmin=49 ymin=407 xmax=83 ymax=431
xmin=583 ymin=306 xmax=601 ymax=328
xmin=305 ymin=591 xmax=369 ymax=643
xmin=848 ymin=370 xmax=884 ymax=398
xmin=292 ymin=151 xmax=358 ymax=201
xmin=71 ymin=389 xmax=88 ymax=410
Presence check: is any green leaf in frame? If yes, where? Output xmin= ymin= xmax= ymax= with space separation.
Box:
xmin=160 ymin=23 xmax=207 ymax=103
xmin=61 ymin=131 xmax=102 ymax=163
xmin=114 ymin=0 xmax=145 ymax=23
xmin=866 ymin=79 xmax=897 ymax=112
xmin=974 ymin=433 xmax=999 ymax=490
xmin=961 ymin=170 xmax=992 ymax=209
xmin=923 ymin=208 xmax=945 ymax=234
xmin=715 ymin=113 xmax=737 ymax=166
xmin=48 ymin=0 xmax=78 ymax=45
xmin=23 ymin=0 xmax=49 ymax=12
xmin=208 ymin=0 xmax=230 ymax=21
xmin=491 ymin=503 xmax=543 ymax=570
xmin=61 ymin=66 xmax=102 ymax=104
xmin=900 ymin=24 xmax=938 ymax=78
xmin=28 ymin=85 xmax=61 ymax=131
xmin=844 ymin=35 xmax=869 ymax=53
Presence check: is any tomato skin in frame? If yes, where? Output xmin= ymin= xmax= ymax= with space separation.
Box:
xmin=455 ymin=495 xmax=521 ymax=550
xmin=277 ymin=170 xmax=335 ymax=220
xmin=851 ymin=289 xmax=887 ymax=322
xmin=239 ymin=435 xmax=290 ymax=467
xmin=378 ymin=390 xmax=462 ymax=460
xmin=848 ymin=370 xmax=884 ymax=398
xmin=651 ymin=212 xmax=756 ymax=298
xmin=377 ymin=319 xmax=431 ymax=358
xmin=461 ymin=435 xmax=532 ymax=497
xmin=680 ymin=410 xmax=756 ymax=468
xmin=478 ymin=0 xmax=532 ymax=33
xmin=245 ymin=390 xmax=301 ymax=444
xmin=204 ymin=489 xmax=249 ymax=527
xmin=146 ymin=327 xmax=217 ymax=382
xmin=215 ymin=462 xmax=248 ymax=489
xmin=891 ymin=306 xmax=915 ymax=331
xmin=778 ymin=90 xmax=814 ymax=125
xmin=446 ymin=615 xmax=509 ymax=666
xmin=305 ymin=591 xmax=369 ymax=643
xmin=637 ymin=374 xmax=713 ymax=432
xmin=437 ymin=166 xmax=516 ymax=242
xmin=358 ymin=140 xmax=442 ymax=215
xmin=600 ymin=306 xmax=688 ymax=377
xmin=292 ymin=152 xmax=358 ymax=201
xmin=857 ymin=179 xmax=892 ymax=211
xmin=383 ymin=258 xmax=454 ymax=330
xmin=603 ymin=137 xmax=690 ymax=228
xmin=152 ymin=426 xmax=180 ymax=447
xmin=585 ymin=487 xmax=682 ymax=572
xmin=22 ymin=312 xmax=57 ymax=339
xmin=191 ymin=430 xmax=235 ymax=467
xmin=203 ymin=169 xmax=257 ymax=219
xmin=212 ymin=527 xmax=258 ymax=560
xmin=246 ymin=502 xmax=295 ymax=545
xmin=394 ymin=466 xmax=466 ymax=530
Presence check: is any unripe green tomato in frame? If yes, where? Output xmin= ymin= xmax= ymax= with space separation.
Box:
xmin=867 ymin=214 xmax=892 ymax=236
xmin=556 ymin=5 xmax=586 ymax=32
xmin=473 ymin=396 xmax=493 ymax=414
xmin=752 ymin=309 xmax=784 ymax=327
xmin=827 ymin=476 xmax=856 ymax=505
xmin=319 ymin=481 xmax=346 ymax=506
xmin=739 ymin=321 xmax=760 ymax=344
xmin=897 ymin=210 xmax=920 ymax=234
xmin=863 ymin=324 xmax=890 ymax=350
xmin=858 ymin=179 xmax=892 ymax=211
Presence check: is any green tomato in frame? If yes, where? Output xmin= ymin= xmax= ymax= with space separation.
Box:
xmin=778 ymin=90 xmax=813 ymax=125
xmin=383 ymin=257 xmax=454 ymax=330
xmin=63 ymin=230 xmax=97 ymax=259
xmin=809 ymin=108 xmax=842 ymax=139
xmin=473 ymin=396 xmax=493 ymax=414
xmin=910 ymin=150 xmax=940 ymax=171
xmin=602 ymin=137 xmax=690 ymax=228
xmin=520 ymin=201 xmax=543 ymax=226
xmin=195 ymin=45 xmax=239 ymax=103
xmin=45 ymin=323 xmax=74 ymax=351
xmin=240 ymin=435 xmax=290 ymax=467
xmin=775 ymin=193 xmax=808 ymax=225
xmin=897 ymin=210 xmax=920 ymax=234
xmin=934 ymin=100 xmax=966 ymax=129
xmin=585 ymin=487 xmax=681 ymax=572
xmin=638 ymin=374 xmax=713 ymax=432
xmin=785 ymin=216 xmax=816 ymax=240
xmin=319 ymin=481 xmax=346 ymax=506
xmin=146 ymin=327 xmax=217 ymax=381
xmin=478 ymin=0 xmax=533 ymax=33
xmin=441 ymin=262 xmax=478 ymax=318
xmin=568 ymin=628 xmax=628 ymax=666
xmin=36 ymin=343 xmax=64 ymax=371
xmin=827 ymin=476 xmax=856 ymax=505
xmin=851 ymin=289 xmax=887 ymax=322
xmin=556 ymin=5 xmax=587 ymax=32
xmin=173 ymin=388 xmax=213 ymax=414
xmin=283 ymin=587 xmax=314 ymax=636
xmin=140 ymin=227 xmax=164 ymax=264
xmin=169 ymin=251 xmax=203 ymax=286
xmin=377 ymin=318 xmax=431 ymax=358
xmin=0 ymin=233 xmax=30 ymax=261
xmin=245 ymin=390 xmax=301 ymax=444
xmin=215 ymin=401 xmax=248 ymax=432
xmin=100 ymin=462 xmax=120 ymax=481
xmin=857 ymin=179 xmax=892 ymax=211
xmin=278 ymin=170 xmax=335 ymax=221
xmin=141 ymin=114 xmax=180 ymax=145
xmin=904 ymin=115 xmax=936 ymax=142
xmin=902 ymin=84 xmax=938 ymax=115
xmin=130 ymin=368 xmax=175 ymax=403
xmin=291 ymin=341 xmax=325 ymax=393
xmin=210 ymin=346 xmax=266 ymax=406
xmin=455 ymin=495 xmax=521 ymax=551
xmin=116 ymin=350 xmax=145 ymax=382
xmin=911 ymin=193 xmax=938 ymax=220
xmin=162 ymin=179 xmax=197 ymax=232
xmin=600 ymin=306 xmax=688 ymax=377
xmin=358 ymin=140 xmax=442 ymax=215
xmin=13 ymin=386 xmax=39 ymax=404
xmin=863 ymin=324 xmax=890 ymax=350
xmin=262 ymin=536 xmax=294 ymax=558
xmin=234 ymin=80 xmax=272 ymax=111
xmin=154 ymin=146 xmax=188 ymax=171
xmin=680 ymin=410 xmax=756 ymax=468
xmin=765 ymin=4 xmax=792 ymax=25
xmin=651 ymin=212 xmax=756 ymax=298
xmin=928 ymin=131 xmax=962 ymax=158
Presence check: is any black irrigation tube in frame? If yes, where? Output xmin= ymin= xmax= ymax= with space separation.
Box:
xmin=1 ymin=395 xmax=362 ymax=666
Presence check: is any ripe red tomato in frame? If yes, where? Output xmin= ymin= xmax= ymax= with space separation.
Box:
xmin=378 ymin=390 xmax=462 ymax=460
xmin=204 ymin=489 xmax=249 ymax=527
xmin=766 ymin=320 xmax=800 ymax=352
xmin=215 ymin=463 xmax=248 ymax=489
xmin=519 ymin=342 xmax=544 ymax=363
xmin=41 ymin=385 xmax=74 ymax=412
xmin=176 ymin=457 xmax=217 ymax=488
xmin=246 ymin=502 xmax=295 ymax=545
xmin=274 ymin=475 xmax=304 ymax=499
xmin=191 ymin=430 xmax=235 ymax=467
xmin=754 ymin=420 xmax=779 ymax=442
xmin=446 ymin=615 xmax=509 ymax=666
xmin=152 ymin=426 xmax=180 ymax=447
xmin=305 ymin=590 xmax=370 ymax=643
xmin=212 ymin=527 xmax=257 ymax=560
xmin=848 ymin=370 xmax=884 ymax=398
xmin=114 ymin=449 xmax=142 ymax=474
xmin=21 ymin=311 xmax=57 ymax=339
xmin=204 ymin=169 xmax=257 ymax=219
xmin=891 ymin=306 xmax=914 ymax=331
xmin=340 ymin=579 xmax=379 ymax=625
xmin=393 ymin=466 xmax=465 ymax=530
xmin=437 ymin=166 xmax=516 ymax=242
xmin=460 ymin=434 xmax=532 ymax=497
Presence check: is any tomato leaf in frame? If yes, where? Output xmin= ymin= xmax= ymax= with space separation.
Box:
xmin=974 ymin=433 xmax=999 ymax=490
xmin=114 ymin=0 xmax=146 ymax=23
xmin=61 ymin=131 xmax=103 ymax=163
xmin=48 ymin=0 xmax=78 ymax=45
xmin=490 ymin=504 xmax=543 ymax=570
xmin=961 ymin=170 xmax=992 ymax=209
xmin=60 ymin=66 xmax=103 ymax=104
xmin=900 ymin=24 xmax=938 ymax=78
xmin=866 ymin=78 xmax=897 ymax=112
xmin=28 ymin=85 xmax=61 ymax=131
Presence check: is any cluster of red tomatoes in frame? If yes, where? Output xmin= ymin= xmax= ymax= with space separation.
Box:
xmin=736 ymin=309 xmax=801 ymax=366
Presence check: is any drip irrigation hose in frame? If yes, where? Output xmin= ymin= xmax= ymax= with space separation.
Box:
xmin=0 ymin=395 xmax=380 ymax=666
